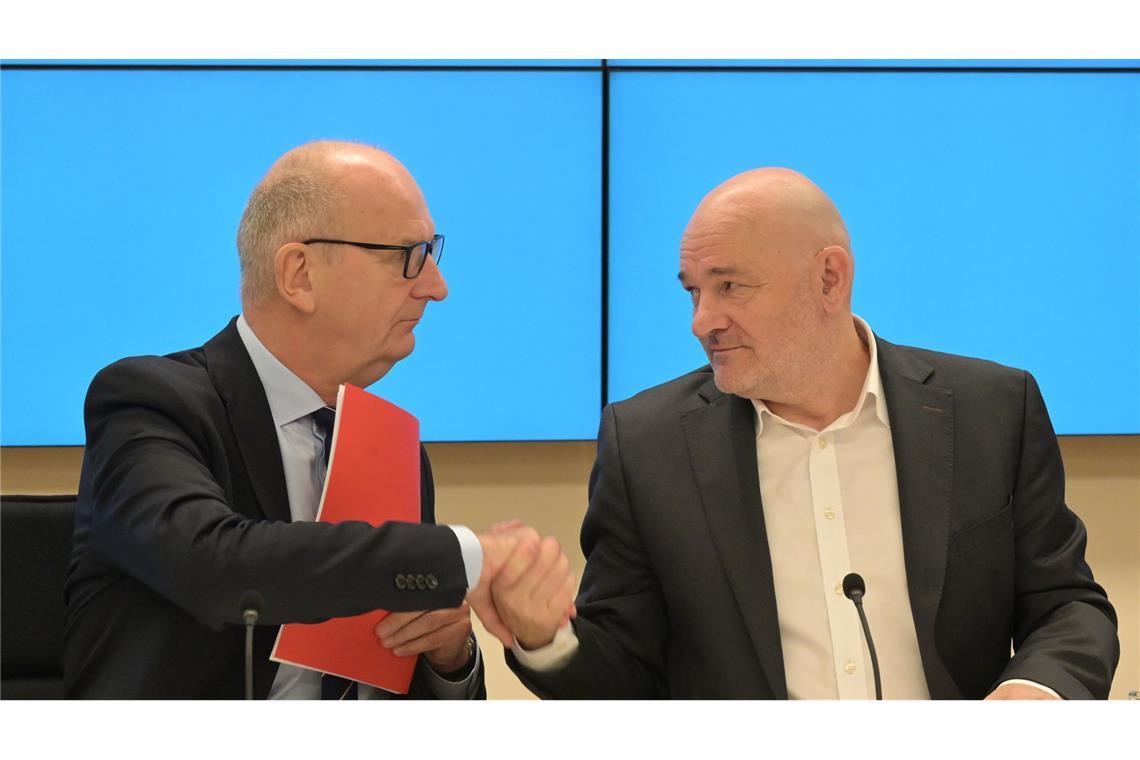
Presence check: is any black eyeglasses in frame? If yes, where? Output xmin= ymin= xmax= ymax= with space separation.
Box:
xmin=303 ymin=234 xmax=444 ymax=279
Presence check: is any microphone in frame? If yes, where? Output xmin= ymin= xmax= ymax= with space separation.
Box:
xmin=240 ymin=590 xmax=264 ymax=700
xmin=842 ymin=573 xmax=882 ymax=700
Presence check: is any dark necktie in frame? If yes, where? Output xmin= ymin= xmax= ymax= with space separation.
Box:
xmin=311 ymin=406 xmax=358 ymax=700
xmin=312 ymin=406 xmax=336 ymax=470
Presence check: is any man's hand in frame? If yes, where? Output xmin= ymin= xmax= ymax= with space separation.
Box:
xmin=375 ymin=602 xmax=473 ymax=673
xmin=491 ymin=536 xmax=578 ymax=650
xmin=467 ymin=524 xmax=543 ymax=646
xmin=985 ymin=682 xmax=1062 ymax=700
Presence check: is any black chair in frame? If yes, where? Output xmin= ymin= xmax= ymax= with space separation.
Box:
xmin=1 ymin=494 xmax=76 ymax=699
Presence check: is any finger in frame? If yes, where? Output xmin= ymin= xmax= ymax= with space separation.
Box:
xmin=546 ymin=571 xmax=578 ymax=618
xmin=491 ymin=519 xmax=524 ymax=533
xmin=550 ymin=575 xmax=577 ymax=626
xmin=508 ymin=536 xmax=562 ymax=587
xmin=498 ymin=525 xmax=541 ymax=548
xmin=389 ymin=607 xmax=469 ymax=646
xmin=478 ymin=527 xmax=541 ymax=582
xmin=379 ymin=608 xmax=467 ymax=649
xmin=530 ymin=551 xmax=571 ymax=604
xmin=494 ymin=537 xmax=542 ymax=589
xmin=374 ymin=610 xmax=427 ymax=640
xmin=537 ymin=536 xmax=563 ymax=569
xmin=392 ymin=619 xmax=471 ymax=657
xmin=557 ymin=580 xmax=578 ymax=628
xmin=512 ymin=537 xmax=564 ymax=597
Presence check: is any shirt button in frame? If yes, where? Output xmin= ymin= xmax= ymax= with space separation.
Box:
xmin=823 ymin=508 xmax=836 ymax=520
xmin=834 ymin=583 xmax=844 ymax=596
xmin=818 ymin=438 xmax=829 ymax=450
xmin=844 ymin=661 xmax=857 ymax=675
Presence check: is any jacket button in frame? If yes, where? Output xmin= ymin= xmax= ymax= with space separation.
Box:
xmin=403 ymin=574 xmax=415 ymax=589
xmin=415 ymin=574 xmax=427 ymax=590
xmin=395 ymin=575 xmax=407 ymax=590
xmin=426 ymin=574 xmax=439 ymax=590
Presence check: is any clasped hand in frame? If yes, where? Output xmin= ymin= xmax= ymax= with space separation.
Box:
xmin=467 ymin=521 xmax=577 ymax=650
xmin=374 ymin=521 xmax=577 ymax=667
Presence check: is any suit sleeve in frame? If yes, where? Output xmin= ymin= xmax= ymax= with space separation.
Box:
xmin=407 ymin=644 xmax=487 ymax=700
xmin=997 ymin=371 xmax=1119 ymax=699
xmin=79 ymin=360 xmax=469 ymax=630
xmin=507 ymin=404 xmax=668 ymax=698
xmin=406 ymin=444 xmax=487 ymax=700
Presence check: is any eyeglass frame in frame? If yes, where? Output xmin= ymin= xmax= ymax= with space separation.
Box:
xmin=302 ymin=234 xmax=444 ymax=279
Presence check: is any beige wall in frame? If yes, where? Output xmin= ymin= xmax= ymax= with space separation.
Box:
xmin=2 ymin=437 xmax=1136 ymax=699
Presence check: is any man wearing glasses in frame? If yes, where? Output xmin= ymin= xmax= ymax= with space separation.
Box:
xmin=63 ymin=141 xmax=574 ymax=698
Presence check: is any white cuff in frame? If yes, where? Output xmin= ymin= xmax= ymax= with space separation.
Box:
xmin=510 ymin=622 xmax=579 ymax=672
xmin=447 ymin=525 xmax=483 ymax=590
xmin=996 ymin=679 xmax=1063 ymax=699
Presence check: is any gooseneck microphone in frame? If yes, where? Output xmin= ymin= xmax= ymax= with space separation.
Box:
xmin=240 ymin=590 xmax=264 ymax=700
xmin=842 ymin=573 xmax=882 ymax=700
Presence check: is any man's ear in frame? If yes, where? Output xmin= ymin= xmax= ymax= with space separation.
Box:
xmin=816 ymin=245 xmax=854 ymax=313
xmin=274 ymin=242 xmax=318 ymax=314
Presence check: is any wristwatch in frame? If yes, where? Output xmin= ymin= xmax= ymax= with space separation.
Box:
xmin=436 ymin=634 xmax=477 ymax=682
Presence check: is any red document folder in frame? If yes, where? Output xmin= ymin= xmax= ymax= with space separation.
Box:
xmin=270 ymin=383 xmax=421 ymax=694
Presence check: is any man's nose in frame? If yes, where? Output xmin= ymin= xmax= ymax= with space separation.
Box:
xmin=413 ymin=255 xmax=448 ymax=302
xmin=691 ymin=297 xmax=729 ymax=340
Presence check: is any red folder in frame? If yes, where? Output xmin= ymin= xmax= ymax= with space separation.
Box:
xmin=270 ymin=383 xmax=421 ymax=694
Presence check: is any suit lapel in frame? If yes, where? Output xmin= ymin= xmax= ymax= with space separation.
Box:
xmin=202 ymin=318 xmax=292 ymax=524
xmin=682 ymin=381 xmax=787 ymax=699
xmin=877 ymin=338 xmax=959 ymax=697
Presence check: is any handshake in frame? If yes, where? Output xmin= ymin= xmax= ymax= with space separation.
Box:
xmin=468 ymin=520 xmax=577 ymax=651
xmin=374 ymin=520 xmax=575 ymax=672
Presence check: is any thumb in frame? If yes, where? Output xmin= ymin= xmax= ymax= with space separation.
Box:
xmin=470 ymin=593 xmax=514 ymax=648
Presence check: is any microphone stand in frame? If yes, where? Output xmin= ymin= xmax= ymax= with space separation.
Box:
xmin=240 ymin=590 xmax=263 ymax=700
xmin=842 ymin=573 xmax=882 ymax=700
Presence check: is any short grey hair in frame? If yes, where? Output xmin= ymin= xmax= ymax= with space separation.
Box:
xmin=236 ymin=169 xmax=337 ymax=305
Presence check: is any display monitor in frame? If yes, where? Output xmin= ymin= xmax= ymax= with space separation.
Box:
xmin=1 ymin=66 xmax=602 ymax=443
xmin=607 ymin=69 xmax=1140 ymax=434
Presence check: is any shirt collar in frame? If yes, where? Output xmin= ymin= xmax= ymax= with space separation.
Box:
xmin=236 ymin=314 xmax=327 ymax=428
xmin=751 ymin=314 xmax=890 ymax=435
xmin=856 ymin=314 xmax=891 ymax=430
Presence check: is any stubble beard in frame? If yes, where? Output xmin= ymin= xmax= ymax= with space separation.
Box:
xmin=711 ymin=351 xmax=781 ymax=401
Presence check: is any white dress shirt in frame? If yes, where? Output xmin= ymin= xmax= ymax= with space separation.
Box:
xmin=235 ymin=315 xmax=482 ymax=699
xmin=751 ymin=316 xmax=927 ymax=698
xmin=516 ymin=316 xmax=1057 ymax=699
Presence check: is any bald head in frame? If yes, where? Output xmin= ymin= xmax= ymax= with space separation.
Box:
xmin=679 ymin=167 xmax=864 ymax=410
xmin=683 ymin=167 xmax=850 ymax=271
xmin=237 ymin=140 xmax=420 ymax=305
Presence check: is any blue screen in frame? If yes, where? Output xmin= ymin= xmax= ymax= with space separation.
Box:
xmin=611 ymin=60 xmax=1140 ymax=69
xmin=4 ymin=64 xmax=1138 ymax=443
xmin=607 ymin=71 xmax=1140 ymax=434
xmin=1 ymin=68 xmax=601 ymax=443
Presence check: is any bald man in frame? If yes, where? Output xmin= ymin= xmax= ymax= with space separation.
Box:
xmin=63 ymin=141 xmax=574 ymax=698
xmin=503 ymin=168 xmax=1118 ymax=700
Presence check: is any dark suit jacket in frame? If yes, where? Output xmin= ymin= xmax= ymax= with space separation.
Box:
xmin=509 ymin=337 xmax=1118 ymax=699
xmin=64 ymin=318 xmax=484 ymax=699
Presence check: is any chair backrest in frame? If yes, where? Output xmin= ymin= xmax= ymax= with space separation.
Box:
xmin=1 ymin=494 xmax=76 ymax=699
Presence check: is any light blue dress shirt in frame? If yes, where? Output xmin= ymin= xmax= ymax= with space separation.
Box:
xmin=235 ymin=315 xmax=482 ymax=699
